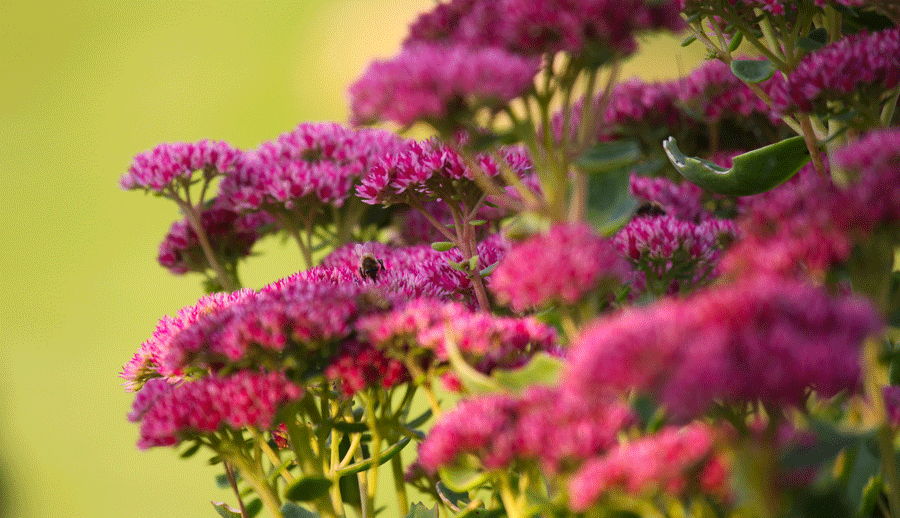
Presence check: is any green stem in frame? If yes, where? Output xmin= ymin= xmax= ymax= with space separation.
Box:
xmin=172 ymin=195 xmax=237 ymax=292
xmin=224 ymin=461 xmax=250 ymax=518
xmin=228 ymin=454 xmax=284 ymax=518
xmin=390 ymin=453 xmax=409 ymax=514
xmin=360 ymin=392 xmax=383 ymax=506
xmin=277 ymin=214 xmax=314 ymax=270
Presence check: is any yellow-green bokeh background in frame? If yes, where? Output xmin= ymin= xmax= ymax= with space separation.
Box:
xmin=0 ymin=2 xmax=706 ymax=517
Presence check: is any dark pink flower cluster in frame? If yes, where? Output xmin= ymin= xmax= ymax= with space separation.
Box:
xmin=157 ymin=207 xmax=269 ymax=275
xmin=356 ymin=139 xmax=532 ymax=207
xmin=629 ymin=174 xmax=711 ymax=223
xmin=349 ymin=43 xmax=539 ymax=127
xmin=406 ymin=0 xmax=683 ymax=57
xmin=615 ymin=214 xmax=737 ymax=293
xmin=318 ymin=235 xmax=509 ymax=306
xmin=356 ymin=298 xmax=556 ymax=374
xmin=724 ymin=162 xmax=853 ymax=279
xmin=566 ymin=276 xmax=881 ymax=420
xmin=834 ymin=128 xmax=900 ymax=227
xmin=121 ymin=140 xmax=240 ymax=192
xmin=219 ymin=122 xmax=405 ymax=211
xmin=568 ymin=424 xmax=726 ymax=510
xmin=325 ymin=341 xmax=408 ymax=397
xmin=121 ymin=289 xmax=253 ymax=389
xmin=885 ymin=386 xmax=900 ymax=428
xmin=489 ymin=223 xmax=629 ymax=312
xmin=771 ymin=27 xmax=900 ymax=115
xmin=676 ymin=58 xmax=782 ymax=123
xmin=161 ymin=279 xmax=364 ymax=377
xmin=678 ymin=0 xmax=865 ymax=17
xmin=129 ymin=372 xmax=303 ymax=449
xmin=603 ymin=78 xmax=682 ymax=135
xmin=416 ymin=386 xmax=634 ymax=473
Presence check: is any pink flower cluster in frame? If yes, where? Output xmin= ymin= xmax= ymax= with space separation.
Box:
xmin=565 ymin=276 xmax=881 ymax=420
xmin=325 ymin=341 xmax=408 ymax=397
xmin=675 ymin=58 xmax=782 ymax=124
xmin=406 ymin=0 xmax=683 ymax=57
xmin=349 ymin=43 xmax=539 ymax=127
xmin=357 ymin=139 xmax=532 ymax=208
xmin=416 ymin=386 xmax=634 ymax=473
xmin=771 ymin=27 xmax=900 ymax=115
xmin=567 ymin=424 xmax=726 ymax=511
xmin=161 ymin=279 xmax=364 ymax=377
xmin=356 ymin=299 xmax=556 ymax=374
xmin=834 ymin=128 xmax=900 ymax=227
xmin=121 ymin=140 xmax=240 ymax=192
xmin=615 ymin=214 xmax=737 ymax=293
xmin=220 ymin=122 xmax=405 ymax=211
xmin=489 ymin=223 xmax=629 ymax=312
xmin=629 ymin=174 xmax=711 ymax=222
xmin=129 ymin=372 xmax=303 ymax=449
xmin=121 ymin=289 xmax=253 ymax=389
xmin=157 ymin=206 xmax=269 ymax=275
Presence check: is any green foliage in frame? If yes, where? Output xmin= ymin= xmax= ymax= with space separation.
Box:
xmin=730 ymin=59 xmax=776 ymax=83
xmin=405 ymin=502 xmax=439 ymax=518
xmin=284 ymin=476 xmax=333 ymax=502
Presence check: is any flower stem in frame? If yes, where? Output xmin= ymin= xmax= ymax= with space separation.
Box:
xmin=174 ymin=197 xmax=237 ymax=292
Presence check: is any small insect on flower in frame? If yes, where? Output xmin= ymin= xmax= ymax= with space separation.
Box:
xmin=355 ymin=243 xmax=386 ymax=282
xmin=635 ymin=201 xmax=667 ymax=218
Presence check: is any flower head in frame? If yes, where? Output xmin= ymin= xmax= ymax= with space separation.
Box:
xmin=566 ymin=276 xmax=881 ymax=420
xmin=131 ymin=371 xmax=302 ymax=449
xmin=770 ymin=27 xmax=900 ymax=119
xmin=490 ymin=223 xmax=629 ymax=311
xmin=349 ymin=43 xmax=539 ymax=127
xmin=121 ymin=140 xmax=240 ymax=192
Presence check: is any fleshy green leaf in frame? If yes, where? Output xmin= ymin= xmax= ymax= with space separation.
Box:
xmin=727 ymin=31 xmax=744 ymax=52
xmin=730 ymin=59 xmax=776 ymax=83
xmin=681 ymin=35 xmax=697 ymax=47
xmin=211 ymin=502 xmax=242 ymax=518
xmin=585 ymin=165 xmax=637 ymax=235
xmin=215 ymin=474 xmax=231 ymax=489
xmin=180 ymin=441 xmax=202 ymax=459
xmin=574 ymin=140 xmax=641 ymax=174
xmin=281 ymin=502 xmax=320 ymax=518
xmin=431 ymin=241 xmax=455 ymax=252
xmin=663 ymin=135 xmax=810 ymax=196
xmin=245 ymin=498 xmax=263 ymax=518
xmin=405 ymin=502 xmax=439 ymax=518
xmin=469 ymin=219 xmax=486 ymax=226
xmin=479 ymin=261 xmax=499 ymax=277
xmin=491 ymin=352 xmax=564 ymax=393
xmin=284 ymin=476 xmax=333 ymax=502
xmin=798 ymin=27 xmax=829 ymax=52
xmin=436 ymin=480 xmax=470 ymax=511
xmin=438 ymin=466 xmax=490 ymax=492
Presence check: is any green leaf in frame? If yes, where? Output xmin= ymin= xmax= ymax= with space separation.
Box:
xmin=180 ymin=441 xmax=202 ymax=459
xmin=857 ymin=475 xmax=884 ymax=517
xmin=479 ymin=261 xmax=499 ymax=277
xmin=798 ymin=27 xmax=829 ymax=52
xmin=438 ymin=465 xmax=489 ymax=492
xmin=431 ymin=241 xmax=455 ymax=252
xmin=211 ymin=502 xmax=242 ymax=518
xmin=574 ymin=140 xmax=641 ymax=174
xmin=585 ymin=166 xmax=638 ymax=235
xmin=469 ymin=219 xmax=486 ymax=226
xmin=467 ymin=255 xmax=479 ymax=270
xmin=245 ymin=498 xmax=263 ymax=518
xmin=727 ymin=31 xmax=743 ymax=52
xmin=781 ymin=418 xmax=872 ymax=468
xmin=281 ymin=502 xmax=320 ymax=518
xmin=284 ymin=476 xmax=333 ymax=502
xmin=405 ymin=502 xmax=439 ymax=518
xmin=406 ymin=408 xmax=433 ymax=430
xmin=730 ymin=59 xmax=775 ymax=83
xmin=436 ymin=480 xmax=470 ymax=511
xmin=330 ymin=421 xmax=369 ymax=434
xmin=663 ymin=135 xmax=810 ymax=196
xmin=215 ymin=474 xmax=231 ymax=489
xmin=457 ymin=509 xmax=505 ymax=518
xmin=491 ymin=352 xmax=564 ymax=393
xmin=681 ymin=35 xmax=697 ymax=47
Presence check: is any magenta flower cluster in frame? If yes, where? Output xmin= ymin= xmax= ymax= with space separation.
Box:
xmin=220 ymin=122 xmax=405 ymax=211
xmin=416 ymin=386 xmax=635 ymax=473
xmin=405 ymin=0 xmax=683 ymax=57
xmin=568 ymin=424 xmax=726 ymax=510
xmin=349 ymin=43 xmax=539 ymax=127
xmin=356 ymin=298 xmax=557 ymax=375
xmin=565 ymin=276 xmax=881 ymax=419
xmin=489 ymin=223 xmax=629 ymax=312
xmin=129 ymin=372 xmax=302 ymax=449
xmin=771 ymin=27 xmax=900 ymax=115
xmin=121 ymin=140 xmax=240 ymax=192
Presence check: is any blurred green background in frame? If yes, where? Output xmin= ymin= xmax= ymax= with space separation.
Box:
xmin=0 ymin=2 xmax=705 ymax=517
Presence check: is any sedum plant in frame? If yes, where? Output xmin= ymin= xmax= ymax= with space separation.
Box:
xmin=120 ymin=1 xmax=900 ymax=518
